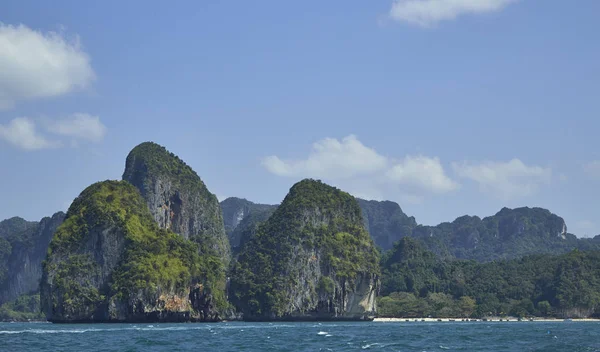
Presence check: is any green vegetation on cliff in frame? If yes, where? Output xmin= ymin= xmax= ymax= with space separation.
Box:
xmin=0 ymin=294 xmax=44 ymax=321
xmin=41 ymin=180 xmax=226 ymax=322
xmin=0 ymin=217 xmax=37 ymax=238
xmin=122 ymin=142 xmax=207 ymax=195
xmin=379 ymin=237 xmax=600 ymax=318
xmin=47 ymin=181 xmax=155 ymax=255
xmin=230 ymin=179 xmax=379 ymax=320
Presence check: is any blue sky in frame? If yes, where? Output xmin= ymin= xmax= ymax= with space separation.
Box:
xmin=1 ymin=0 xmax=599 ymax=237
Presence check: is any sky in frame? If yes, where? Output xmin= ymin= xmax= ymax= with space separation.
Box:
xmin=0 ymin=0 xmax=599 ymax=237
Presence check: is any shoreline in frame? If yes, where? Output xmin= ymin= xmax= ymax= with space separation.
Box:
xmin=3 ymin=317 xmax=599 ymax=324
xmin=373 ymin=317 xmax=600 ymax=323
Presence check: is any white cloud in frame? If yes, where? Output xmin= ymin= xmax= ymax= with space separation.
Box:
xmin=261 ymin=135 xmax=458 ymax=202
xmin=453 ymin=158 xmax=551 ymax=200
xmin=389 ymin=0 xmax=519 ymax=27
xmin=46 ymin=113 xmax=106 ymax=142
xmin=584 ymin=161 xmax=600 ymax=178
xmin=0 ymin=117 xmax=60 ymax=150
xmin=0 ymin=23 xmax=95 ymax=109
xmin=0 ymin=114 xmax=106 ymax=151
xmin=262 ymin=135 xmax=388 ymax=179
xmin=386 ymin=155 xmax=459 ymax=194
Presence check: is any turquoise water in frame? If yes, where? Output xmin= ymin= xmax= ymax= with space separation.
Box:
xmin=1 ymin=321 xmax=599 ymax=351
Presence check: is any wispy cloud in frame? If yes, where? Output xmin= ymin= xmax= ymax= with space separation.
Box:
xmin=386 ymin=155 xmax=459 ymax=194
xmin=45 ymin=113 xmax=106 ymax=143
xmin=262 ymin=135 xmax=388 ymax=179
xmin=0 ymin=23 xmax=95 ymax=109
xmin=453 ymin=158 xmax=551 ymax=200
xmin=262 ymin=135 xmax=457 ymax=203
xmin=389 ymin=0 xmax=520 ymax=27
xmin=0 ymin=117 xmax=60 ymax=151
xmin=0 ymin=114 xmax=106 ymax=151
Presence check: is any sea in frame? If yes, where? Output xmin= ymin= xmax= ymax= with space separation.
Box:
xmin=0 ymin=321 xmax=599 ymax=351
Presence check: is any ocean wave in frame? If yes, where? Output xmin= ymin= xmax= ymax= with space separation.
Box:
xmin=361 ymin=342 xmax=384 ymax=349
xmin=0 ymin=323 xmax=310 ymax=335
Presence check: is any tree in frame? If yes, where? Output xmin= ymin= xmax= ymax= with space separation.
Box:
xmin=537 ymin=301 xmax=551 ymax=316
xmin=459 ymin=296 xmax=477 ymax=317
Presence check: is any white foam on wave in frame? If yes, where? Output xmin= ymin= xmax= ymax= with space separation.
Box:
xmin=361 ymin=342 xmax=383 ymax=349
xmin=0 ymin=329 xmax=93 ymax=334
xmin=317 ymin=331 xmax=328 ymax=335
xmin=0 ymin=325 xmax=213 ymax=334
xmin=0 ymin=322 xmax=333 ymax=335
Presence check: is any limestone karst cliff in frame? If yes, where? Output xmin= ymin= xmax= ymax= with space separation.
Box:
xmin=356 ymin=199 xmax=417 ymax=251
xmin=220 ymin=197 xmax=277 ymax=255
xmin=40 ymin=181 xmax=227 ymax=322
xmin=230 ymin=179 xmax=380 ymax=321
xmin=0 ymin=212 xmax=65 ymax=305
xmin=122 ymin=142 xmax=230 ymax=265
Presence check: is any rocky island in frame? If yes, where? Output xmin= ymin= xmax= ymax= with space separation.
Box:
xmin=0 ymin=140 xmax=596 ymax=322
xmin=229 ymin=179 xmax=380 ymax=321
xmin=40 ymin=180 xmax=227 ymax=322
xmin=40 ymin=141 xmax=233 ymax=323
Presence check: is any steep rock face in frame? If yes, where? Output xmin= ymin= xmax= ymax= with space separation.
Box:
xmin=122 ymin=142 xmax=229 ymax=264
xmin=220 ymin=197 xmax=277 ymax=254
xmin=411 ymin=207 xmax=583 ymax=262
xmin=40 ymin=181 xmax=227 ymax=323
xmin=220 ymin=197 xmax=277 ymax=238
xmin=0 ymin=217 xmax=37 ymax=238
xmin=0 ymin=212 xmax=65 ymax=304
xmin=228 ymin=208 xmax=276 ymax=255
xmin=356 ymin=199 xmax=417 ymax=251
xmin=0 ymin=217 xmax=36 ymax=288
xmin=230 ymin=179 xmax=380 ymax=321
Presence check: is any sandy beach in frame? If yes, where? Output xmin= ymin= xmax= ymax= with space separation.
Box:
xmin=373 ymin=317 xmax=600 ymax=322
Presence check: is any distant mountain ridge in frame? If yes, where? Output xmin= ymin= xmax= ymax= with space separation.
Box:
xmin=0 ymin=217 xmax=37 ymax=239
xmin=410 ymin=206 xmax=595 ymax=262
xmin=220 ymin=198 xmax=277 ymax=233
xmin=219 ymin=197 xmax=277 ymax=254
xmin=356 ymin=199 xmax=417 ymax=251
xmin=0 ymin=212 xmax=65 ymax=305
xmin=222 ymin=195 xmax=600 ymax=263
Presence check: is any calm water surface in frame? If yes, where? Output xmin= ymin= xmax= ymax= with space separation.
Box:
xmin=0 ymin=321 xmax=598 ymax=351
